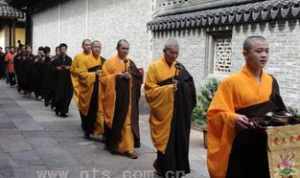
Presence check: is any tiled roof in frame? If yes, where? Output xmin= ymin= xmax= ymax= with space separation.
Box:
xmin=0 ymin=3 xmax=25 ymax=19
xmin=148 ymin=0 xmax=300 ymax=31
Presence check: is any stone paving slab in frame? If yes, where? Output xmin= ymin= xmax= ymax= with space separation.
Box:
xmin=0 ymin=81 xmax=209 ymax=178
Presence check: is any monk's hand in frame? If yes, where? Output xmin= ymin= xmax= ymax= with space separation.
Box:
xmin=95 ymin=70 xmax=102 ymax=76
xmin=56 ymin=66 xmax=62 ymax=70
xmin=120 ymin=72 xmax=131 ymax=80
xmin=235 ymin=114 xmax=253 ymax=131
xmin=173 ymin=79 xmax=178 ymax=91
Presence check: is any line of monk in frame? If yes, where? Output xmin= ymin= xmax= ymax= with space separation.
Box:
xmin=1 ymin=43 xmax=74 ymax=118
xmin=0 ymin=36 xmax=288 ymax=178
xmin=70 ymin=38 xmax=196 ymax=177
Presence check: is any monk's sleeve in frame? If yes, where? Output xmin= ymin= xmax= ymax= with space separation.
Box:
xmin=144 ymin=64 xmax=175 ymax=153
xmin=70 ymin=56 xmax=80 ymax=104
xmin=100 ymin=63 xmax=117 ymax=128
xmin=78 ymin=62 xmax=96 ymax=86
xmin=207 ymin=79 xmax=237 ymax=178
xmin=144 ymin=64 xmax=174 ymax=104
xmin=71 ymin=56 xmax=80 ymax=74
xmin=207 ymin=80 xmax=237 ymax=128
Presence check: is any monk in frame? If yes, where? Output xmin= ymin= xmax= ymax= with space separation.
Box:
xmin=77 ymin=40 xmax=106 ymax=139
xmin=144 ymin=39 xmax=196 ymax=177
xmin=52 ymin=43 xmax=73 ymax=118
xmin=42 ymin=46 xmax=55 ymax=107
xmin=5 ymin=47 xmax=16 ymax=87
xmin=71 ymin=39 xmax=92 ymax=106
xmin=101 ymin=39 xmax=142 ymax=159
xmin=14 ymin=46 xmax=25 ymax=92
xmin=32 ymin=47 xmax=45 ymax=100
xmin=207 ymin=36 xmax=287 ymax=178
xmin=23 ymin=45 xmax=35 ymax=96
xmin=0 ymin=47 xmax=5 ymax=79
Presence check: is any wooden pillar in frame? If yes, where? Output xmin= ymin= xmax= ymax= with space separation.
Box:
xmin=11 ymin=20 xmax=16 ymax=47
xmin=26 ymin=10 xmax=33 ymax=45
xmin=4 ymin=25 xmax=10 ymax=47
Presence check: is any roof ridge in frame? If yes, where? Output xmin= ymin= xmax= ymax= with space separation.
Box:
xmin=148 ymin=0 xmax=300 ymax=31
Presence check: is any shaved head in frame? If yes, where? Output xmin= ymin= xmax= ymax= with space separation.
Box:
xmin=243 ymin=36 xmax=266 ymax=51
xmin=92 ymin=40 xmax=101 ymax=47
xmin=164 ymin=39 xmax=179 ymax=51
xmin=82 ymin=39 xmax=92 ymax=46
xmin=163 ymin=39 xmax=179 ymax=64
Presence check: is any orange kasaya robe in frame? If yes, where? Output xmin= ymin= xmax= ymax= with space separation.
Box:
xmin=77 ymin=54 xmax=105 ymax=135
xmin=5 ymin=52 xmax=15 ymax=73
xmin=207 ymin=65 xmax=273 ymax=178
xmin=144 ymin=56 xmax=176 ymax=153
xmin=100 ymin=55 xmax=135 ymax=154
xmin=71 ymin=52 xmax=90 ymax=106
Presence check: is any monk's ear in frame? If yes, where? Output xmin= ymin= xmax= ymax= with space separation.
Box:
xmin=242 ymin=49 xmax=248 ymax=57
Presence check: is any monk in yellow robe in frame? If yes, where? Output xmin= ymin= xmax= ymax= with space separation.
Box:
xmin=77 ymin=40 xmax=106 ymax=139
xmin=70 ymin=39 xmax=92 ymax=106
xmin=145 ymin=39 xmax=196 ymax=177
xmin=101 ymin=39 xmax=142 ymax=159
xmin=207 ymin=36 xmax=287 ymax=178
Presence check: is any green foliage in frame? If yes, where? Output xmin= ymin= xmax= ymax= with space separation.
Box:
xmin=192 ymin=78 xmax=219 ymax=126
xmin=287 ymin=106 xmax=300 ymax=119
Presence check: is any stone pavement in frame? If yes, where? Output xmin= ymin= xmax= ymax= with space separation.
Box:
xmin=0 ymin=81 xmax=209 ymax=178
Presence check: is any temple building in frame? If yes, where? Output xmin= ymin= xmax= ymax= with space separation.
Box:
xmin=0 ymin=0 xmax=25 ymax=48
xmin=8 ymin=0 xmax=300 ymax=109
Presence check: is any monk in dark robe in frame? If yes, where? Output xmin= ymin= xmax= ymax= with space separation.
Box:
xmin=145 ymin=39 xmax=196 ymax=178
xmin=31 ymin=47 xmax=45 ymax=100
xmin=77 ymin=40 xmax=105 ymax=139
xmin=101 ymin=39 xmax=142 ymax=159
xmin=52 ymin=43 xmax=73 ymax=118
xmin=41 ymin=46 xmax=55 ymax=106
xmin=0 ymin=47 xmax=5 ymax=79
xmin=23 ymin=46 xmax=35 ymax=95
xmin=14 ymin=47 xmax=23 ymax=92
xmin=207 ymin=36 xmax=287 ymax=178
xmin=49 ymin=47 xmax=61 ymax=110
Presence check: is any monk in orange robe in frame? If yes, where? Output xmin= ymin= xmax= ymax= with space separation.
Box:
xmin=77 ymin=41 xmax=106 ymax=139
xmin=71 ymin=39 xmax=92 ymax=106
xmin=101 ymin=39 xmax=142 ymax=159
xmin=145 ymin=39 xmax=196 ymax=177
xmin=5 ymin=47 xmax=16 ymax=86
xmin=207 ymin=36 xmax=287 ymax=178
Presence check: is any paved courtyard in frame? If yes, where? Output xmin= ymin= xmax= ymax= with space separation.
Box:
xmin=0 ymin=80 xmax=209 ymax=178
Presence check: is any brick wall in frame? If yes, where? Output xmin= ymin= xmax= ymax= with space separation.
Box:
xmin=151 ymin=29 xmax=207 ymax=89
xmin=231 ymin=20 xmax=300 ymax=109
xmin=152 ymin=20 xmax=300 ymax=109
xmin=32 ymin=0 xmax=300 ymax=109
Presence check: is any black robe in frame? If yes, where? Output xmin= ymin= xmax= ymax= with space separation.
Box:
xmin=0 ymin=52 xmax=5 ymax=79
xmin=154 ymin=63 xmax=196 ymax=178
xmin=226 ymin=77 xmax=287 ymax=178
xmin=105 ymin=61 xmax=143 ymax=152
xmin=14 ymin=54 xmax=22 ymax=90
xmin=81 ymin=57 xmax=106 ymax=135
xmin=41 ymin=56 xmax=56 ymax=105
xmin=23 ymin=54 xmax=35 ymax=93
xmin=52 ymin=55 xmax=73 ymax=114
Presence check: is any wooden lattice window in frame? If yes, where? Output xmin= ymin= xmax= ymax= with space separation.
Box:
xmin=213 ymin=37 xmax=232 ymax=73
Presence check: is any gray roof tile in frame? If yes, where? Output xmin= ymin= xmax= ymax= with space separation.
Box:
xmin=148 ymin=0 xmax=300 ymax=31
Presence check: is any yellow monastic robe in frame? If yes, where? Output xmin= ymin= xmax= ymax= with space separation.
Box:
xmin=77 ymin=54 xmax=104 ymax=135
xmin=101 ymin=55 xmax=134 ymax=153
xmin=144 ymin=56 xmax=176 ymax=153
xmin=207 ymin=65 xmax=273 ymax=178
xmin=71 ymin=52 xmax=90 ymax=106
